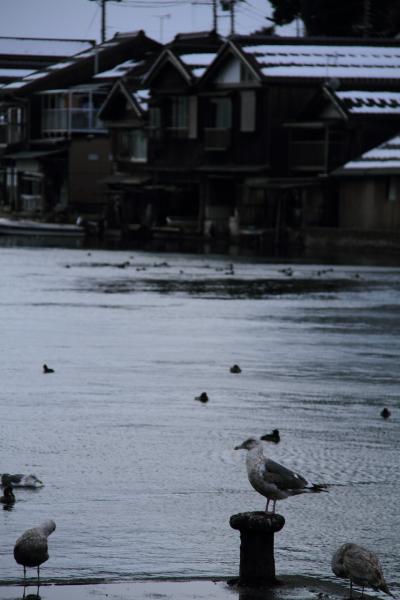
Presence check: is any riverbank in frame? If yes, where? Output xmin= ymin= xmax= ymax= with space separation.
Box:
xmin=0 ymin=575 xmax=373 ymax=600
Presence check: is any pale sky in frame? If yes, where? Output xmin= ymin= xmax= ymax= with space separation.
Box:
xmin=0 ymin=0 xmax=296 ymax=44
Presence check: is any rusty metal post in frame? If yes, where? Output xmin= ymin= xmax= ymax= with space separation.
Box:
xmin=229 ymin=511 xmax=285 ymax=585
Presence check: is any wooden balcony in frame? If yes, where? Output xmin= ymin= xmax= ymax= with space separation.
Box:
xmin=204 ymin=128 xmax=231 ymax=151
xmin=289 ymin=141 xmax=348 ymax=172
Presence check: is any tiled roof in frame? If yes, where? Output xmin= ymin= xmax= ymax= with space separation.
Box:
xmin=237 ymin=39 xmax=400 ymax=80
xmin=337 ymin=135 xmax=400 ymax=173
xmin=336 ymin=90 xmax=400 ymax=114
xmin=0 ymin=31 xmax=158 ymax=93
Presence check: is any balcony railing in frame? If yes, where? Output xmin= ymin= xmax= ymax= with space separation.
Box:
xmin=204 ymin=128 xmax=231 ymax=150
xmin=41 ymin=108 xmax=106 ymax=135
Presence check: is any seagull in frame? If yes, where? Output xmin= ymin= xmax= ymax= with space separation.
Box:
xmin=332 ymin=543 xmax=392 ymax=598
xmin=1 ymin=474 xmax=44 ymax=489
xmin=234 ymin=438 xmax=327 ymax=513
xmin=260 ymin=429 xmax=280 ymax=444
xmin=14 ymin=520 xmax=56 ymax=583
xmin=43 ymin=364 xmax=54 ymax=374
xmin=0 ymin=484 xmax=15 ymax=505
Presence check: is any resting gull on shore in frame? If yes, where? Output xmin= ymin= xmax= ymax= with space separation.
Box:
xmin=332 ymin=543 xmax=392 ymax=598
xmin=14 ymin=520 xmax=56 ymax=582
xmin=235 ymin=438 xmax=327 ymax=513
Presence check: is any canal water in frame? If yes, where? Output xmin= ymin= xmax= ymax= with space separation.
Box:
xmin=0 ymin=245 xmax=398 ymax=593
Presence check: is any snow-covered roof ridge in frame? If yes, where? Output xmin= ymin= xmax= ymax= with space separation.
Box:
xmin=237 ymin=39 xmax=400 ymax=81
xmin=336 ymin=90 xmax=400 ymax=114
xmin=338 ymin=134 xmax=400 ymax=173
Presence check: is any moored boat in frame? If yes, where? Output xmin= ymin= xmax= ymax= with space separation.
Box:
xmin=0 ymin=218 xmax=85 ymax=237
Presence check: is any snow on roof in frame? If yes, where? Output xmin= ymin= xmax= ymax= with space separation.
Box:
xmin=0 ymin=80 xmax=27 ymax=89
xmin=93 ymin=59 xmax=143 ymax=79
xmin=179 ymin=52 xmax=217 ymax=78
xmin=0 ymin=68 xmax=34 ymax=78
xmin=0 ymin=37 xmax=93 ymax=57
xmin=240 ymin=43 xmax=400 ymax=80
xmin=48 ymin=61 xmax=75 ymax=70
xmin=339 ymin=135 xmax=400 ymax=173
xmin=336 ymin=90 xmax=400 ymax=114
xmin=134 ymin=88 xmax=150 ymax=110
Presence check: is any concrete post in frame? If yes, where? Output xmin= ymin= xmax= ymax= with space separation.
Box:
xmin=229 ymin=511 xmax=285 ymax=585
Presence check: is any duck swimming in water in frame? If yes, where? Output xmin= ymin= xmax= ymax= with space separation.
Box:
xmin=260 ymin=429 xmax=280 ymax=443
xmin=0 ymin=485 xmax=15 ymax=505
xmin=381 ymin=407 xmax=391 ymax=419
xmin=43 ymin=364 xmax=54 ymax=374
xmin=230 ymin=364 xmax=241 ymax=374
xmin=1 ymin=474 xmax=44 ymax=489
xmin=195 ymin=392 xmax=209 ymax=403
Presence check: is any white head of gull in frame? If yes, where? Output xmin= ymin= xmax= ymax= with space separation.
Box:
xmin=14 ymin=520 xmax=56 ymax=583
xmin=235 ymin=438 xmax=327 ymax=513
xmin=332 ymin=543 xmax=392 ymax=598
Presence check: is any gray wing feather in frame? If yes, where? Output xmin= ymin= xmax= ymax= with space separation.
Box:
xmin=264 ymin=458 xmax=308 ymax=490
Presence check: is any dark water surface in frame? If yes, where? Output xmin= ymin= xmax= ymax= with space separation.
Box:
xmin=0 ymin=246 xmax=398 ymax=593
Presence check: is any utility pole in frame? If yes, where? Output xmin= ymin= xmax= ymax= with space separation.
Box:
xmin=213 ymin=0 xmax=218 ymax=31
xmin=88 ymin=0 xmax=122 ymax=43
xmin=221 ymin=0 xmax=237 ymax=35
xmin=192 ymin=1 xmax=218 ymax=33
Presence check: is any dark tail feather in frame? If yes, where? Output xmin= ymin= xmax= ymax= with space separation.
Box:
xmin=309 ymin=483 xmax=329 ymax=493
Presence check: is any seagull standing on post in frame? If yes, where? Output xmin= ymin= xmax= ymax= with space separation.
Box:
xmin=332 ymin=543 xmax=392 ymax=598
xmin=235 ymin=438 xmax=327 ymax=513
xmin=14 ymin=520 xmax=56 ymax=583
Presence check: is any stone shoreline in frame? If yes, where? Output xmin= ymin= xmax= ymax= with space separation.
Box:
xmin=0 ymin=575 xmax=376 ymax=600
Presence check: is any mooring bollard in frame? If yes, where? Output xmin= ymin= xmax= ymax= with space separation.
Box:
xmin=229 ymin=511 xmax=285 ymax=585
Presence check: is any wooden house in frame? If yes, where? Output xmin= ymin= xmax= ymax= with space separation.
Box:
xmin=98 ymin=31 xmax=224 ymax=238
xmin=335 ymin=133 xmax=400 ymax=231
xmin=195 ymin=35 xmax=400 ymax=244
xmin=0 ymin=31 xmax=160 ymax=220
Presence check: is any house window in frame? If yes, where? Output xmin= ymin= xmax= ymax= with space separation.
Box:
xmin=148 ymin=106 xmax=161 ymax=139
xmin=204 ymin=97 xmax=232 ymax=150
xmin=387 ymin=176 xmax=399 ymax=203
xmin=169 ymin=97 xmax=189 ymax=138
xmin=212 ymin=97 xmax=232 ymax=129
xmin=40 ymin=91 xmax=106 ymax=135
xmin=0 ymin=106 xmax=25 ymax=144
xmin=119 ymin=130 xmax=147 ymax=162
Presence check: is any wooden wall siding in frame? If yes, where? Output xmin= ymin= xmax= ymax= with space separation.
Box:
xmin=240 ymin=91 xmax=256 ymax=132
xmin=339 ymin=177 xmax=400 ymax=229
xmin=68 ymin=137 xmax=112 ymax=208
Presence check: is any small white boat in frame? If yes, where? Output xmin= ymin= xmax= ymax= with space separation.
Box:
xmin=0 ymin=218 xmax=85 ymax=237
